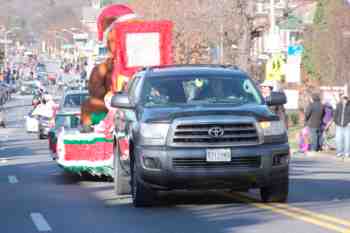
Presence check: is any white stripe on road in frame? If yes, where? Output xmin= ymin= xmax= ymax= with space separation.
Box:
xmin=30 ymin=213 xmax=52 ymax=232
xmin=8 ymin=175 xmax=18 ymax=184
xmin=1 ymin=159 xmax=7 ymax=163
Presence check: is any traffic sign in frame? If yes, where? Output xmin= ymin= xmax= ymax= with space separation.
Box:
xmin=287 ymin=45 xmax=303 ymax=56
xmin=265 ymin=53 xmax=285 ymax=81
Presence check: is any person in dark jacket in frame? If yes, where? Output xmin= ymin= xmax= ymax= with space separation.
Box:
xmin=333 ymin=94 xmax=350 ymax=157
xmin=304 ymin=92 xmax=324 ymax=152
xmin=4 ymin=67 xmax=11 ymax=84
xmin=260 ymin=80 xmax=288 ymax=129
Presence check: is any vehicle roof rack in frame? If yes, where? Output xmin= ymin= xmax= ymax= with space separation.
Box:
xmin=140 ymin=66 xmax=153 ymax=72
xmin=220 ymin=64 xmax=240 ymax=70
xmin=141 ymin=64 xmax=240 ymax=71
xmin=139 ymin=64 xmax=241 ymax=75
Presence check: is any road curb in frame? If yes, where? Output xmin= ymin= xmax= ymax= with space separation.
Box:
xmin=291 ymin=151 xmax=350 ymax=162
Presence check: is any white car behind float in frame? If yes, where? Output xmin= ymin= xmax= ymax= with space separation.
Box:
xmin=25 ymin=110 xmax=39 ymax=133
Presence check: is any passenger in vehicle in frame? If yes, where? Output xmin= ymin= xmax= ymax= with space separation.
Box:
xmin=195 ymin=79 xmax=226 ymax=100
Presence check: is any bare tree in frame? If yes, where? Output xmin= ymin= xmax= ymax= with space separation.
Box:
xmin=303 ymin=0 xmax=350 ymax=86
xmin=131 ymin=0 xmax=255 ymax=73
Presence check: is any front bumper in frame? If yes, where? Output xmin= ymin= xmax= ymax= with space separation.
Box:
xmin=39 ymin=126 xmax=50 ymax=136
xmin=135 ymin=143 xmax=289 ymax=190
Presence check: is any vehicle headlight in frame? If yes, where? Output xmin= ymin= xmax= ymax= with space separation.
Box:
xmin=259 ymin=120 xmax=286 ymax=136
xmin=140 ymin=123 xmax=169 ymax=145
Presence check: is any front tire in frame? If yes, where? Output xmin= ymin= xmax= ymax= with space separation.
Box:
xmin=131 ymin=161 xmax=156 ymax=207
xmin=113 ymin=144 xmax=131 ymax=195
xmin=38 ymin=131 xmax=45 ymax=140
xmin=260 ymin=177 xmax=289 ymax=203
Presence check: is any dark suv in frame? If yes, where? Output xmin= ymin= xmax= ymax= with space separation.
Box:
xmin=112 ymin=65 xmax=289 ymax=207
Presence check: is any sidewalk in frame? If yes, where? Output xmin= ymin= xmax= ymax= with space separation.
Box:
xmin=291 ymin=149 xmax=350 ymax=162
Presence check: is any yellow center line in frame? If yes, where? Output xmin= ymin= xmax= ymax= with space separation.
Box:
xmin=273 ymin=203 xmax=350 ymax=228
xmin=225 ymin=193 xmax=350 ymax=233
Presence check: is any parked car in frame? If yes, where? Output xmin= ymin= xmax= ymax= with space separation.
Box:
xmin=38 ymin=116 xmax=52 ymax=139
xmin=45 ymin=61 xmax=61 ymax=84
xmin=111 ymin=65 xmax=289 ymax=207
xmin=0 ymin=85 xmax=7 ymax=105
xmin=36 ymin=63 xmax=46 ymax=74
xmin=49 ymin=107 xmax=81 ymax=159
xmin=20 ymin=81 xmax=36 ymax=95
xmin=60 ymin=90 xmax=89 ymax=108
xmin=60 ymin=73 xmax=82 ymax=91
xmin=25 ymin=109 xmax=39 ymax=133
xmin=0 ymin=82 xmax=12 ymax=101
xmin=37 ymin=71 xmax=48 ymax=80
xmin=0 ymin=107 xmax=6 ymax=128
xmin=8 ymin=83 xmax=17 ymax=94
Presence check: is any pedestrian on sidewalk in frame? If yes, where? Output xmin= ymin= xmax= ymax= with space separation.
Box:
xmin=320 ymin=98 xmax=334 ymax=151
xmin=304 ymin=92 xmax=324 ymax=153
xmin=4 ymin=67 xmax=11 ymax=84
xmin=333 ymin=93 xmax=350 ymax=158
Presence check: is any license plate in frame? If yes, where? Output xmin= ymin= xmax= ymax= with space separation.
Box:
xmin=206 ymin=149 xmax=231 ymax=162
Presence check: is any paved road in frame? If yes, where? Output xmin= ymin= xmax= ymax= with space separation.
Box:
xmin=2 ymin=95 xmax=350 ymax=233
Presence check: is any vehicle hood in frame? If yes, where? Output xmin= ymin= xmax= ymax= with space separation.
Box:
xmin=58 ymin=107 xmax=81 ymax=115
xmin=139 ymin=104 xmax=278 ymax=123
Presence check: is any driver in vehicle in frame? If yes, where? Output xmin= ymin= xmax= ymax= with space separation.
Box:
xmin=146 ymin=85 xmax=169 ymax=105
xmin=260 ymin=80 xmax=288 ymax=129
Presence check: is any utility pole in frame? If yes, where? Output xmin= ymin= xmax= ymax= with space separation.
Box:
xmin=4 ymin=32 xmax=8 ymax=69
xmin=269 ymin=0 xmax=279 ymax=53
xmin=220 ymin=23 xmax=224 ymax=64
xmin=269 ymin=0 xmax=276 ymax=36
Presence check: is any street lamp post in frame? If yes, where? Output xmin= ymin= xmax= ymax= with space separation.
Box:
xmin=2 ymin=27 xmax=21 ymax=70
xmin=4 ymin=31 xmax=9 ymax=69
xmin=48 ymin=30 xmax=71 ymax=58
xmin=61 ymin=28 xmax=87 ymax=64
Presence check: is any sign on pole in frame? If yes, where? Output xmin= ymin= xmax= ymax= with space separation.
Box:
xmin=284 ymin=89 xmax=299 ymax=110
xmin=265 ymin=53 xmax=285 ymax=81
xmin=286 ymin=45 xmax=303 ymax=83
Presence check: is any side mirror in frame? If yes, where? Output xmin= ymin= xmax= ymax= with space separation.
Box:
xmin=111 ymin=94 xmax=134 ymax=109
xmin=266 ymin=91 xmax=287 ymax=106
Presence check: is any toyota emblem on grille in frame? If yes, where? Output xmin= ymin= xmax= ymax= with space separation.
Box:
xmin=208 ymin=127 xmax=224 ymax=138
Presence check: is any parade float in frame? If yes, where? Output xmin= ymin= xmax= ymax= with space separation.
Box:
xmin=52 ymin=4 xmax=173 ymax=176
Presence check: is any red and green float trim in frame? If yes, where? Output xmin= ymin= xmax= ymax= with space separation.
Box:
xmin=58 ymin=164 xmax=113 ymax=177
xmin=56 ymin=133 xmax=114 ymax=177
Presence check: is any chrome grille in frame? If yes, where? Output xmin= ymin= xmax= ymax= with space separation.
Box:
xmin=173 ymin=157 xmax=261 ymax=169
xmin=171 ymin=123 xmax=259 ymax=147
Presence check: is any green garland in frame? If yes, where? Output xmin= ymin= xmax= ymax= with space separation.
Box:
xmin=59 ymin=164 xmax=113 ymax=177
xmin=64 ymin=137 xmax=113 ymax=145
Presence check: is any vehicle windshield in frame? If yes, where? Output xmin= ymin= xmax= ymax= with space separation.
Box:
xmin=55 ymin=114 xmax=80 ymax=129
xmin=141 ymin=76 xmax=263 ymax=107
xmin=63 ymin=93 xmax=89 ymax=107
xmin=36 ymin=64 xmax=46 ymax=73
